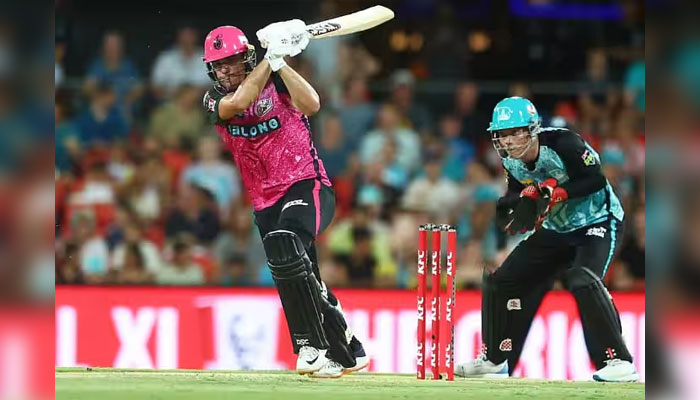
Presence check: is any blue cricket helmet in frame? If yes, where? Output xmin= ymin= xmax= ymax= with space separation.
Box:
xmin=488 ymin=97 xmax=541 ymax=158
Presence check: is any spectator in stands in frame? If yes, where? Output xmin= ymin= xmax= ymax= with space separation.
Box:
xmin=401 ymin=154 xmax=460 ymax=221
xmin=578 ymin=48 xmax=617 ymax=136
xmin=355 ymin=171 xmax=386 ymax=221
xmin=56 ymin=241 xmax=84 ymax=284
xmin=439 ymin=113 xmax=475 ymax=182
xmin=452 ymin=81 xmax=487 ymax=147
xmin=601 ymin=145 xmax=635 ymax=212
xmin=377 ymin=139 xmax=409 ymax=193
xmin=74 ymin=83 xmax=129 ymax=147
xmin=71 ymin=211 xmax=109 ymax=283
xmin=64 ymin=161 xmax=117 ymax=237
xmin=181 ymin=137 xmax=240 ymax=217
xmin=613 ymin=110 xmax=645 ymax=176
xmin=456 ymin=161 xmax=501 ymax=286
xmin=336 ymin=39 xmax=381 ymax=90
xmin=337 ymin=77 xmax=376 ymax=150
xmin=111 ymin=220 xmax=162 ymax=274
xmin=55 ymin=97 xmax=81 ymax=175
xmin=360 ymin=103 xmax=421 ymax=174
xmin=508 ymin=81 xmax=532 ymax=99
xmin=150 ymin=27 xmax=210 ymax=100
xmin=55 ymin=38 xmax=66 ymax=89
xmin=157 ymin=132 xmax=192 ymax=179
xmin=334 ymin=226 xmax=376 ymax=287
xmin=356 ymin=140 xmax=407 ymax=217
xmin=213 ymin=205 xmax=266 ymax=284
xmin=316 ymin=112 xmax=352 ymax=180
xmin=148 ymin=84 xmax=207 ymax=145
xmin=326 ymin=206 xmax=397 ymax=287
xmin=83 ymin=31 xmax=143 ymax=119
xmin=115 ymin=243 xmax=155 ymax=284
xmin=387 ymin=69 xmax=432 ymax=136
xmin=339 ymin=80 xmax=375 ymax=141
xmin=106 ymin=143 xmax=134 ymax=184
xmin=218 ymin=253 xmax=250 ymax=286
xmin=317 ymin=253 xmax=349 ymax=288
xmin=165 ymin=184 xmax=220 ymax=245
xmin=118 ymin=155 xmax=171 ymax=222
xmin=612 ymin=205 xmax=645 ymax=291
xmin=156 ymin=237 xmax=205 ymax=285
xmin=388 ymin=202 xmax=430 ymax=288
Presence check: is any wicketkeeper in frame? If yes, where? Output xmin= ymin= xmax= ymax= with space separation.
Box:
xmin=455 ymin=97 xmax=638 ymax=382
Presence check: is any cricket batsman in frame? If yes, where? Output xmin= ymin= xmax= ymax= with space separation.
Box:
xmin=455 ymin=97 xmax=639 ymax=382
xmin=201 ymin=22 xmax=368 ymax=378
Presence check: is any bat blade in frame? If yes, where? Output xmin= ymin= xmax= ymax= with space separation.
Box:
xmin=306 ymin=5 xmax=394 ymax=39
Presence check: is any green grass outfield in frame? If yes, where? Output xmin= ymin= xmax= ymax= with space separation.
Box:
xmin=56 ymin=367 xmax=644 ymax=400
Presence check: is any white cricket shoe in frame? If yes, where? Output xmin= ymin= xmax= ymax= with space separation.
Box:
xmin=455 ymin=353 xmax=509 ymax=378
xmin=296 ymin=346 xmax=327 ymax=375
xmin=312 ymin=359 xmax=345 ymax=378
xmin=592 ymin=359 xmax=639 ymax=382
xmin=312 ymin=355 xmax=370 ymax=378
xmin=348 ymin=355 xmax=370 ymax=374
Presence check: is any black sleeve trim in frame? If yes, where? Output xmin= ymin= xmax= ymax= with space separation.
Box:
xmin=560 ymin=174 xmax=607 ymax=198
xmin=504 ymin=166 xmax=526 ymax=196
xmin=554 ymin=131 xmax=607 ymax=198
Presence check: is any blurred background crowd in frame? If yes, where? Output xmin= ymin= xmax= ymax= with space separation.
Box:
xmin=54 ymin=0 xmax=645 ymax=291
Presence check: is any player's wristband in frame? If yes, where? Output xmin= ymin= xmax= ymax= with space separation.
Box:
xmin=267 ymin=55 xmax=287 ymax=72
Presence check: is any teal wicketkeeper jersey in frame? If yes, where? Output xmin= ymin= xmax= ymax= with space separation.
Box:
xmin=502 ymin=128 xmax=624 ymax=233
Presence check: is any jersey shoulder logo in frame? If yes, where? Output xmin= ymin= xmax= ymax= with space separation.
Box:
xmin=581 ymin=149 xmax=597 ymax=166
xmin=255 ymin=97 xmax=274 ymax=117
xmin=203 ymin=92 xmax=216 ymax=112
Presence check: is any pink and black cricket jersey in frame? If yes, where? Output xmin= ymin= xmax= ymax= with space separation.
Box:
xmin=203 ymin=75 xmax=331 ymax=211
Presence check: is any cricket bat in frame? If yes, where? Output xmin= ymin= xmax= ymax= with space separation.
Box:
xmin=305 ymin=5 xmax=395 ymax=39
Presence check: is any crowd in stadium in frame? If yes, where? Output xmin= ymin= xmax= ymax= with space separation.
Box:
xmin=54 ymin=21 xmax=645 ymax=291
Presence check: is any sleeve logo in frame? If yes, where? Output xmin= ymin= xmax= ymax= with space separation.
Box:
xmin=207 ymin=97 xmax=217 ymax=112
xmin=581 ymin=149 xmax=596 ymax=166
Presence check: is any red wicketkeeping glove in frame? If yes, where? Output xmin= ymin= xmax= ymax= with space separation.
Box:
xmin=535 ymin=178 xmax=568 ymax=229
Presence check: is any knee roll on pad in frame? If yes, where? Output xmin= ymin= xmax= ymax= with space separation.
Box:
xmin=263 ymin=230 xmax=329 ymax=352
xmin=263 ymin=229 xmax=306 ymax=267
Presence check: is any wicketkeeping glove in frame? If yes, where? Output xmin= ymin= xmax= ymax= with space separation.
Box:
xmin=504 ymin=185 xmax=549 ymax=235
xmin=534 ymin=178 xmax=569 ymax=229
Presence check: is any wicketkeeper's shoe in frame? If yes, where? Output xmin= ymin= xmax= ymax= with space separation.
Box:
xmin=455 ymin=353 xmax=508 ymax=378
xmin=296 ymin=346 xmax=327 ymax=375
xmin=592 ymin=359 xmax=639 ymax=382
